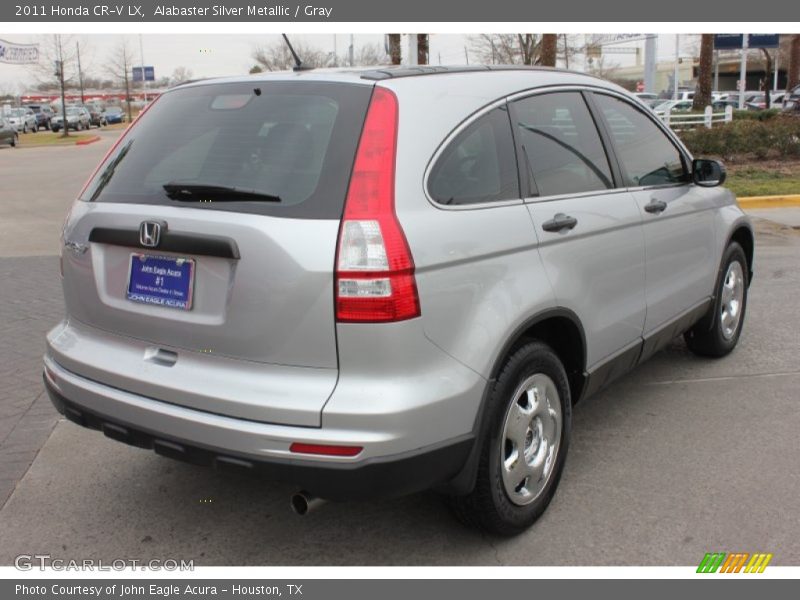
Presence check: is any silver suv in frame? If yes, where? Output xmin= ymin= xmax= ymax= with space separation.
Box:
xmin=45 ymin=67 xmax=753 ymax=535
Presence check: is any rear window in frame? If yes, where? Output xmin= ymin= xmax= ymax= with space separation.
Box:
xmin=80 ymin=81 xmax=373 ymax=219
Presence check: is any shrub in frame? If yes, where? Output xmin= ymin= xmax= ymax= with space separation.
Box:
xmin=679 ymin=115 xmax=800 ymax=161
xmin=732 ymin=109 xmax=781 ymax=121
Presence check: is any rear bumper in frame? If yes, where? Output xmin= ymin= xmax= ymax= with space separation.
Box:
xmin=42 ymin=359 xmax=475 ymax=501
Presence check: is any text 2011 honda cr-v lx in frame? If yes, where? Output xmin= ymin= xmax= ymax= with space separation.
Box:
xmin=44 ymin=66 xmax=753 ymax=535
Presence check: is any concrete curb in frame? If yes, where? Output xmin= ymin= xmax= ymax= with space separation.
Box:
xmin=738 ymin=195 xmax=800 ymax=209
xmin=75 ymin=135 xmax=100 ymax=146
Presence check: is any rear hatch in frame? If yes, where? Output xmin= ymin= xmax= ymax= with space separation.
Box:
xmin=59 ymin=78 xmax=374 ymax=425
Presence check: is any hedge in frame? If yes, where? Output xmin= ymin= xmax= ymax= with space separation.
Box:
xmin=678 ymin=116 xmax=800 ymax=161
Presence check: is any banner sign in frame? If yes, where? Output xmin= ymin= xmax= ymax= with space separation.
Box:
xmin=0 ymin=39 xmax=39 ymax=64
xmin=589 ymin=34 xmax=652 ymax=46
xmin=749 ymin=34 xmax=780 ymax=48
xmin=132 ymin=66 xmax=156 ymax=82
xmin=714 ymin=34 xmax=780 ymax=50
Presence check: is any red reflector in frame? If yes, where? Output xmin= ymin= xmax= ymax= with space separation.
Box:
xmin=289 ymin=443 xmax=363 ymax=457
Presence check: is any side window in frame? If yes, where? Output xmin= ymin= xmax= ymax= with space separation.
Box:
xmin=593 ymin=93 xmax=687 ymax=187
xmin=428 ymin=106 xmax=519 ymax=206
xmin=511 ymin=91 xmax=613 ymax=197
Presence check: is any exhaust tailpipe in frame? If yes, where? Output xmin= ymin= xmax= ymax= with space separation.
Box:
xmin=290 ymin=491 xmax=325 ymax=515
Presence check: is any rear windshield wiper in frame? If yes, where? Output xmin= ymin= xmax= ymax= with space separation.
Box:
xmin=163 ymin=182 xmax=282 ymax=203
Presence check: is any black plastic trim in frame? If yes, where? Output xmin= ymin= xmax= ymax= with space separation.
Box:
xmin=44 ymin=377 xmax=473 ymax=501
xmin=581 ymin=340 xmax=642 ymax=401
xmin=88 ymin=227 xmax=241 ymax=260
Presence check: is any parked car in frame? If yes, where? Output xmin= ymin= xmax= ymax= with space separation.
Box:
xmin=25 ymin=103 xmax=54 ymax=130
xmin=7 ymin=107 xmax=37 ymax=133
xmin=83 ymin=103 xmax=107 ymax=127
xmin=46 ymin=67 xmax=753 ymax=535
xmin=103 ymin=106 xmax=125 ymax=124
xmin=51 ymin=106 xmax=91 ymax=132
xmin=783 ymin=84 xmax=800 ymax=111
xmin=745 ymin=92 xmax=786 ymax=111
xmin=653 ymin=99 xmax=693 ymax=115
xmin=0 ymin=118 xmax=18 ymax=147
xmin=634 ymin=92 xmax=658 ymax=104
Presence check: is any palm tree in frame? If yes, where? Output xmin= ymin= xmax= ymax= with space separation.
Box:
xmin=388 ymin=34 xmax=401 ymax=65
xmin=692 ymin=34 xmax=714 ymax=111
xmin=417 ymin=34 xmax=429 ymax=65
xmin=539 ymin=34 xmax=557 ymax=67
xmin=788 ymin=34 xmax=800 ymax=91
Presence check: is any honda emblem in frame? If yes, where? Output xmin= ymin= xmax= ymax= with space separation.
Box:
xmin=139 ymin=221 xmax=162 ymax=248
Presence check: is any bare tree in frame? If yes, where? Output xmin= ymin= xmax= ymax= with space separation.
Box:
xmin=252 ymin=40 xmax=327 ymax=71
xmin=693 ymin=34 xmax=714 ymax=110
xmin=352 ymin=43 xmax=389 ymax=67
xmin=106 ymin=38 xmax=136 ymax=123
xmin=586 ymin=55 xmax=620 ymax=81
xmin=469 ymin=34 xmax=541 ymax=65
xmin=26 ymin=35 xmax=80 ymax=135
xmin=540 ymin=34 xmax=557 ymax=67
xmin=170 ymin=66 xmax=193 ymax=86
xmin=388 ymin=34 xmax=402 ymax=65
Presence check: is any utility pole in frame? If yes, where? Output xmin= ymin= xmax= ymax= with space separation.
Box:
xmin=76 ymin=41 xmax=85 ymax=104
xmin=348 ymin=34 xmax=354 ymax=67
xmin=408 ymin=34 xmax=418 ymax=66
xmin=563 ymin=34 xmax=569 ymax=68
xmin=774 ymin=52 xmax=779 ymax=91
xmin=644 ymin=35 xmax=657 ymax=94
xmin=673 ymin=34 xmax=680 ymax=100
xmin=55 ymin=35 xmax=68 ymax=137
xmin=464 ymin=46 xmax=469 ymax=65
xmin=738 ymin=34 xmax=749 ymax=109
xmin=714 ymin=49 xmax=719 ymax=91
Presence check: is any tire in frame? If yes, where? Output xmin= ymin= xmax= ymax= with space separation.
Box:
xmin=448 ymin=341 xmax=572 ymax=536
xmin=684 ymin=242 xmax=748 ymax=357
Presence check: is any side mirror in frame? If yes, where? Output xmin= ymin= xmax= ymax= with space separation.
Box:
xmin=692 ymin=158 xmax=726 ymax=187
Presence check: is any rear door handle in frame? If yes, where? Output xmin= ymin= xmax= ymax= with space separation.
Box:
xmin=644 ymin=198 xmax=668 ymax=214
xmin=542 ymin=213 xmax=578 ymax=232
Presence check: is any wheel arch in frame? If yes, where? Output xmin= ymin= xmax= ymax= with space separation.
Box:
xmin=487 ymin=308 xmax=587 ymax=404
xmin=439 ymin=307 xmax=587 ymax=496
xmin=728 ymin=223 xmax=755 ymax=285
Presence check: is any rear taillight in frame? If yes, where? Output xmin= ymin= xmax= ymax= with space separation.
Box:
xmin=335 ymin=87 xmax=420 ymax=323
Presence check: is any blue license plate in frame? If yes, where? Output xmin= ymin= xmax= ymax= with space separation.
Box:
xmin=126 ymin=254 xmax=195 ymax=310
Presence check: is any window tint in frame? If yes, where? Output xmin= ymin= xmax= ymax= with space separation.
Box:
xmin=428 ymin=107 xmax=519 ymax=205
xmin=80 ymin=81 xmax=373 ymax=219
xmin=593 ymin=93 xmax=687 ymax=187
xmin=511 ymin=92 xmax=613 ymax=197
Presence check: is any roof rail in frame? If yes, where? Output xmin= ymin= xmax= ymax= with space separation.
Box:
xmin=359 ymin=64 xmax=591 ymax=81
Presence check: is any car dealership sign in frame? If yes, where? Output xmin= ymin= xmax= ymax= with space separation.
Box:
xmin=0 ymin=39 xmax=39 ymax=64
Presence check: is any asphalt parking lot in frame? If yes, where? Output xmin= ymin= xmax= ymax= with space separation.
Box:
xmin=1 ymin=133 xmax=799 ymax=566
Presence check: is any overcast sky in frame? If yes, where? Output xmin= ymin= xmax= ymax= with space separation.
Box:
xmin=0 ymin=33 xmax=692 ymax=93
